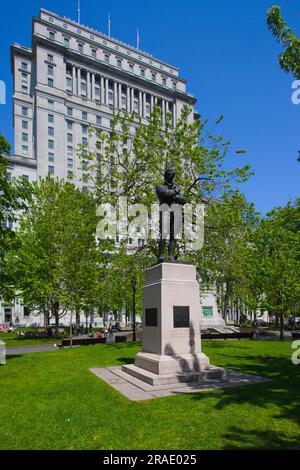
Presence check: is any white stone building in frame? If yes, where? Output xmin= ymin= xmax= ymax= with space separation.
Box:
xmin=2 ymin=9 xmax=224 ymax=328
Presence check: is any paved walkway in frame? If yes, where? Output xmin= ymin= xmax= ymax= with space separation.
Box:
xmin=90 ymin=366 xmax=271 ymax=401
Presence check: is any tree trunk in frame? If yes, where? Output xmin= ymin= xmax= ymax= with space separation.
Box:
xmin=76 ymin=309 xmax=80 ymax=335
xmin=280 ymin=313 xmax=284 ymax=341
xmin=70 ymin=311 xmax=73 ymax=348
xmin=44 ymin=311 xmax=49 ymax=327
xmin=54 ymin=301 xmax=60 ymax=334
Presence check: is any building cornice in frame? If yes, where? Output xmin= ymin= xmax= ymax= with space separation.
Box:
xmin=34 ymin=15 xmax=185 ymax=84
xmin=32 ymin=34 xmax=196 ymax=105
xmin=39 ymin=8 xmax=179 ymax=73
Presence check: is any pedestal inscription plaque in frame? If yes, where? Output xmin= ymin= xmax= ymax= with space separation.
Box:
xmin=173 ymin=306 xmax=190 ymax=328
xmin=145 ymin=308 xmax=158 ymax=327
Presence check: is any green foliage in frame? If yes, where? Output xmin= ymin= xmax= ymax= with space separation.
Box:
xmin=252 ymin=199 xmax=300 ymax=316
xmin=267 ymin=6 xmax=300 ymax=79
xmin=80 ymin=105 xmax=252 ymax=207
xmin=0 ymin=133 xmax=32 ymax=295
xmin=5 ymin=176 xmax=100 ymax=324
xmin=194 ymin=191 xmax=260 ymax=317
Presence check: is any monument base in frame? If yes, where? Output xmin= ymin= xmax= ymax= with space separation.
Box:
xmin=121 ymin=262 xmax=225 ymax=389
xmin=122 ymin=363 xmax=226 ymax=386
xmin=133 ymin=350 xmax=210 ymax=375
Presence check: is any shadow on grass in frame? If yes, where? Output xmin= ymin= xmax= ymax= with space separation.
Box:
xmin=3 ymin=354 xmax=23 ymax=360
xmin=116 ymin=357 xmax=135 ymax=365
xmin=223 ymin=426 xmax=300 ymax=450
xmin=190 ymin=354 xmax=300 ymax=426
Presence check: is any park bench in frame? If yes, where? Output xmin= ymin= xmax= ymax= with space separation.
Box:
xmin=291 ymin=331 xmax=300 ymax=339
xmin=60 ymin=335 xmax=126 ymax=347
xmin=201 ymin=332 xmax=255 ymax=340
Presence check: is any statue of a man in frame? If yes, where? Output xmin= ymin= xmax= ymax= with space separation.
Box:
xmin=156 ymin=168 xmax=186 ymax=263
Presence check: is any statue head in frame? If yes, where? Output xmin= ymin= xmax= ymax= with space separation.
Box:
xmin=164 ymin=168 xmax=175 ymax=184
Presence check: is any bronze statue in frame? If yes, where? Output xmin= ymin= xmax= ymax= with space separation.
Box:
xmin=156 ymin=168 xmax=186 ymax=263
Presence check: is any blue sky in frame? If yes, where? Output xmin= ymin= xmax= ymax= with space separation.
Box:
xmin=0 ymin=0 xmax=299 ymax=213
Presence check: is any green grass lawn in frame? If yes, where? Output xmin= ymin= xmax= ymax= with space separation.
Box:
xmin=0 ymin=340 xmax=299 ymax=450
xmin=1 ymin=337 xmax=59 ymax=347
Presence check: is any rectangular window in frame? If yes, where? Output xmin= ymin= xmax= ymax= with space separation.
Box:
xmin=67 ymin=133 xmax=73 ymax=143
xmin=21 ymin=107 xmax=28 ymax=116
xmin=82 ymin=124 xmax=88 ymax=134
xmin=91 ymin=48 xmax=97 ymax=58
xmin=67 ymin=146 xmax=73 ymax=157
xmin=21 ymin=62 xmax=28 ymax=71
xmin=151 ymin=73 xmax=156 ymax=81
xmin=172 ymin=82 xmax=177 ymax=91
xmin=22 ymin=133 xmax=28 ymax=142
xmin=48 ymin=152 xmax=54 ymax=162
xmin=22 ymin=120 xmax=28 ymax=129
xmin=81 ymin=82 xmax=87 ymax=93
xmin=22 ymin=85 xmax=28 ymax=93
xmin=129 ymin=64 xmax=134 ymax=72
xmin=48 ymin=78 xmax=54 ymax=87
xmin=67 ymin=121 xmax=73 ymax=130
xmin=48 ymin=100 xmax=54 ymax=110
xmin=48 ymin=65 xmax=54 ymax=76
xmin=95 ymin=87 xmax=100 ymax=97
xmin=117 ymin=59 xmax=122 ymax=68
xmin=48 ymin=165 xmax=54 ymax=175
xmin=66 ymin=77 xmax=72 ymax=90
xmin=22 ymin=72 xmax=27 ymax=82
xmin=47 ymin=54 xmax=54 ymax=62
xmin=202 ymin=306 xmax=213 ymax=317
xmin=82 ymin=137 xmax=88 ymax=145
xmin=140 ymin=69 xmax=145 ymax=77
xmin=82 ymin=111 xmax=87 ymax=121
xmin=67 ymin=170 xmax=73 ymax=179
xmin=22 ymin=145 xmax=28 ymax=155
xmin=96 ymin=116 xmax=101 ymax=125
xmin=64 ymin=37 xmax=69 ymax=47
xmin=104 ymin=54 xmax=109 ymax=63
xmin=162 ymin=77 xmax=167 ymax=86
xmin=108 ymin=92 xmax=113 ymax=101
xmin=48 ymin=114 xmax=54 ymax=123
xmin=49 ymin=31 xmax=55 ymax=40
xmin=78 ymin=43 xmax=84 ymax=53
xmin=48 ymin=127 xmax=54 ymax=136
xmin=48 ymin=140 xmax=54 ymax=149
xmin=67 ymin=158 xmax=73 ymax=167
xmin=67 ymin=107 xmax=73 ymax=117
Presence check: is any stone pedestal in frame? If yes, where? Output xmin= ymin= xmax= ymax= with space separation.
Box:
xmin=122 ymin=263 xmax=226 ymax=385
xmin=0 ymin=341 xmax=6 ymax=365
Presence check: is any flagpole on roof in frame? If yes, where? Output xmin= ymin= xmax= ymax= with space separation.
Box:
xmin=136 ymin=27 xmax=140 ymax=50
xmin=108 ymin=14 xmax=111 ymax=36
xmin=77 ymin=0 xmax=81 ymax=23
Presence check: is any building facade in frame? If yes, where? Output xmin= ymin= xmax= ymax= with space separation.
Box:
xmin=8 ymin=8 xmax=196 ymax=187
xmin=2 ymin=9 xmax=207 ymax=327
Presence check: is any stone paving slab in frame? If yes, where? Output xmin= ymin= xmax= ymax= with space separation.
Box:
xmin=90 ymin=366 xmax=270 ymax=401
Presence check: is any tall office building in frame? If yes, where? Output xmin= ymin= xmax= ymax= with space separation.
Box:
xmin=8 ymin=8 xmax=197 ymax=185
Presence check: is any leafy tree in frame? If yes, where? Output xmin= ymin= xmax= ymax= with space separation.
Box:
xmin=5 ymin=176 xmax=100 ymax=327
xmin=194 ymin=191 xmax=259 ymax=323
xmin=267 ymin=6 xmax=300 ymax=79
xmin=0 ymin=133 xmax=31 ymax=296
xmin=252 ymin=199 xmax=300 ymax=339
xmin=81 ymin=106 xmax=252 ymax=257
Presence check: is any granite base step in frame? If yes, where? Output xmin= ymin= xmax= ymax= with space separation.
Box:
xmin=121 ymin=363 xmax=227 ymax=386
